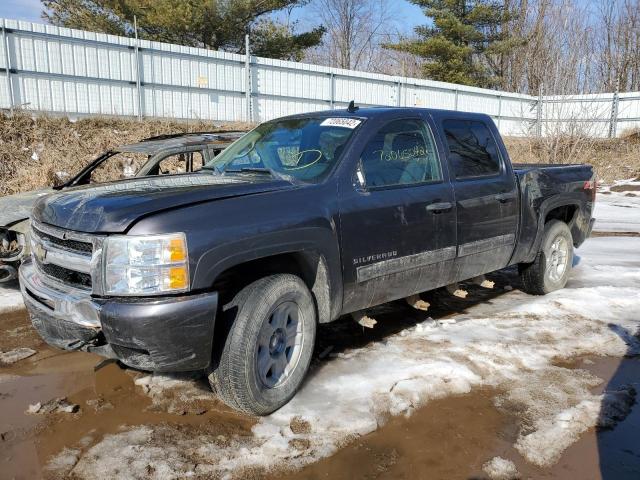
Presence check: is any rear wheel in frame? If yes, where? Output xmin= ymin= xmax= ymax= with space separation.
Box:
xmin=519 ymin=220 xmax=574 ymax=295
xmin=208 ymin=274 xmax=316 ymax=415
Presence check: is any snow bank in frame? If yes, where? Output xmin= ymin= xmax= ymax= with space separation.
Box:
xmin=57 ymin=236 xmax=640 ymax=478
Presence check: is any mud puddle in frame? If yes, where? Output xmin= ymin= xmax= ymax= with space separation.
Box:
xmin=277 ymin=389 xmax=512 ymax=480
xmin=279 ymin=355 xmax=640 ymax=480
xmin=0 ymin=312 xmax=253 ymax=480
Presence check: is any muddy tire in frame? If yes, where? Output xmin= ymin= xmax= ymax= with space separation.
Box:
xmin=519 ymin=220 xmax=574 ymax=295
xmin=208 ymin=274 xmax=316 ymax=415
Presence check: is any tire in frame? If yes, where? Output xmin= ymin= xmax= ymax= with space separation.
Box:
xmin=208 ymin=274 xmax=316 ymax=415
xmin=519 ymin=220 xmax=574 ymax=295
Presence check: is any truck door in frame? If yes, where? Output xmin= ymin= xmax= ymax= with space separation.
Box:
xmin=339 ymin=117 xmax=457 ymax=313
xmin=439 ymin=117 xmax=519 ymax=281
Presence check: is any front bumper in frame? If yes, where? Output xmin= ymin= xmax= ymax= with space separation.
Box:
xmin=19 ymin=259 xmax=218 ymax=372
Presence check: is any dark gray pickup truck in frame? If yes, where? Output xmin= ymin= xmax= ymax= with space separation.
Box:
xmin=20 ymin=107 xmax=595 ymax=415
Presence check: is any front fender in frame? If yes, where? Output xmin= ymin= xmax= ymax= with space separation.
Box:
xmin=192 ymin=226 xmax=342 ymax=323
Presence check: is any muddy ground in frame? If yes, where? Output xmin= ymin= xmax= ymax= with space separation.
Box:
xmin=1 ymin=261 xmax=638 ymax=479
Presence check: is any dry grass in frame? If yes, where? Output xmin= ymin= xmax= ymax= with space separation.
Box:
xmin=0 ymin=111 xmax=251 ymax=196
xmin=504 ymin=129 xmax=640 ymax=183
xmin=0 ymin=111 xmax=638 ymax=196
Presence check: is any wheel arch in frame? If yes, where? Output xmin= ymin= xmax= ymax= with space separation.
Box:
xmin=193 ymin=228 xmax=342 ymax=324
xmin=524 ymin=198 xmax=581 ymax=263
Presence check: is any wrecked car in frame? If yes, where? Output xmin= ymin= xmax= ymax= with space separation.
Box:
xmin=0 ymin=131 xmax=243 ymax=283
xmin=19 ymin=107 xmax=595 ymax=415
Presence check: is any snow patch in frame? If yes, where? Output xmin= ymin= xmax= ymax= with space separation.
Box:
xmin=0 ymin=347 xmax=36 ymax=364
xmin=483 ymin=456 xmax=519 ymax=480
xmin=134 ymin=372 xmax=219 ymax=415
xmin=0 ymin=285 xmax=24 ymax=314
xmin=46 ymin=448 xmax=81 ymax=477
xmin=513 ymin=386 xmax=636 ymax=467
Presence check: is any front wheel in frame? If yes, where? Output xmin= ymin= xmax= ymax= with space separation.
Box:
xmin=519 ymin=220 xmax=574 ymax=295
xmin=208 ymin=274 xmax=316 ymax=415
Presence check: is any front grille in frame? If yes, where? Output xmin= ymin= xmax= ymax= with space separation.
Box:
xmin=40 ymin=263 xmax=92 ymax=289
xmin=32 ymin=226 xmax=92 ymax=254
xmin=30 ymin=222 xmax=100 ymax=292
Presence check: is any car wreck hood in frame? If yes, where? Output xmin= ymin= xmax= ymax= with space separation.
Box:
xmin=0 ymin=189 xmax=54 ymax=227
xmin=32 ymin=174 xmax=294 ymax=233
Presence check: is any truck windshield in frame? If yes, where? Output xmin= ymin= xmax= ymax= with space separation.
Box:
xmin=203 ymin=117 xmax=360 ymax=182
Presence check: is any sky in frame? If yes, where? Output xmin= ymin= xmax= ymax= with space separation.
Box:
xmin=0 ymin=0 xmax=427 ymax=33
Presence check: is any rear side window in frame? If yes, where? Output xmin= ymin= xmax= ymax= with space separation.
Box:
xmin=359 ymin=119 xmax=442 ymax=188
xmin=443 ymin=120 xmax=502 ymax=179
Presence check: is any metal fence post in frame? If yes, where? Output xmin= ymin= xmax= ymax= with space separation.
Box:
xmin=133 ymin=16 xmax=142 ymax=121
xmin=497 ymin=94 xmax=502 ymax=129
xmin=536 ymin=83 xmax=544 ymax=137
xmin=245 ymin=34 xmax=252 ymax=123
xmin=454 ymin=89 xmax=459 ymax=110
xmin=396 ymin=79 xmax=402 ymax=107
xmin=1 ymin=19 xmax=15 ymax=111
xmin=608 ymin=78 xmax=620 ymax=138
xmin=330 ymin=72 xmax=335 ymax=109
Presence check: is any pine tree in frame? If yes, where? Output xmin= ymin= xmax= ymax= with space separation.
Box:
xmin=41 ymin=0 xmax=325 ymax=61
xmin=386 ymin=0 xmax=519 ymax=88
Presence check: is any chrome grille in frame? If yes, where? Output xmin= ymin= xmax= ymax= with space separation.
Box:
xmin=39 ymin=263 xmax=92 ymax=289
xmin=30 ymin=221 xmax=102 ymax=293
xmin=32 ymin=226 xmax=92 ymax=254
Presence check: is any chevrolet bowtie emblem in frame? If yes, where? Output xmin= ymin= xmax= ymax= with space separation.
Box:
xmin=33 ymin=242 xmax=47 ymax=263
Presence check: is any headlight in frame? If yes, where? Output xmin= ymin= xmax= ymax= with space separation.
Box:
xmin=103 ymin=233 xmax=189 ymax=295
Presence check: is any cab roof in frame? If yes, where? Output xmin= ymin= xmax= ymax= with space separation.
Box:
xmin=276 ymin=106 xmax=493 ymax=123
xmin=116 ymin=131 xmax=246 ymax=155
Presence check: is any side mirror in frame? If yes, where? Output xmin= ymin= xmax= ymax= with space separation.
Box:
xmin=353 ymin=160 xmax=367 ymax=193
xmin=52 ymin=171 xmax=71 ymax=187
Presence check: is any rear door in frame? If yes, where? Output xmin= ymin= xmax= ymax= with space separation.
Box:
xmin=438 ymin=116 xmax=518 ymax=280
xmin=339 ymin=116 xmax=457 ymax=313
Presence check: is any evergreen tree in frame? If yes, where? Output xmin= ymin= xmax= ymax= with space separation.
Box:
xmin=386 ymin=0 xmax=519 ymax=88
xmin=41 ymin=0 xmax=325 ymax=61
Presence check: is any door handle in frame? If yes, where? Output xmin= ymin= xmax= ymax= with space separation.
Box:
xmin=495 ymin=193 xmax=514 ymax=203
xmin=426 ymin=202 xmax=453 ymax=213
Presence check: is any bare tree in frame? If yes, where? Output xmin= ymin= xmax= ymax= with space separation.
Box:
xmin=306 ymin=0 xmax=395 ymax=71
xmin=595 ymin=0 xmax=640 ymax=92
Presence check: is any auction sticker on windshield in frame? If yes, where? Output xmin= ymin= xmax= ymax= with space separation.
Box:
xmin=320 ymin=118 xmax=362 ymax=129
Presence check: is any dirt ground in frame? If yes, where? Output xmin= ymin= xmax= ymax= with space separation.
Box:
xmin=1 ymin=260 xmax=638 ymax=480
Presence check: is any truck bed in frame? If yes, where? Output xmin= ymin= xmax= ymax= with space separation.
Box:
xmin=511 ymin=162 xmax=595 ymax=265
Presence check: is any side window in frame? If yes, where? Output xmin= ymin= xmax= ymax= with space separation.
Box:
xmin=157 ymin=151 xmax=204 ymax=174
xmin=190 ymin=151 xmax=204 ymax=171
xmin=89 ymin=152 xmax=148 ymax=183
xmin=443 ymin=120 xmax=502 ymax=179
xmin=359 ymin=119 xmax=442 ymax=188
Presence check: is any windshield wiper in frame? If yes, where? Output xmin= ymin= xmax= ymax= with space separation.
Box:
xmin=222 ymin=166 xmax=300 ymax=184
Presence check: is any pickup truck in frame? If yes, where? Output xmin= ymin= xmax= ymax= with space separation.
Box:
xmin=0 ymin=131 xmax=242 ymax=283
xmin=19 ymin=107 xmax=595 ymax=415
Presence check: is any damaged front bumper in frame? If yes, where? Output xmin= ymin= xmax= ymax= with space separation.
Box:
xmin=19 ymin=259 xmax=218 ymax=372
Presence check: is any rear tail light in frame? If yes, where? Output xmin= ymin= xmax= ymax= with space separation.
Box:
xmin=583 ymin=178 xmax=596 ymax=202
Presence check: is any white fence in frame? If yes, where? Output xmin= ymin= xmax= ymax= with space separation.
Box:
xmin=1 ymin=18 xmax=639 ymax=137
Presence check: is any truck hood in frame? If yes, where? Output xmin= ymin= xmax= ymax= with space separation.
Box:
xmin=32 ymin=174 xmax=294 ymax=233
xmin=0 ymin=188 xmax=54 ymax=227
